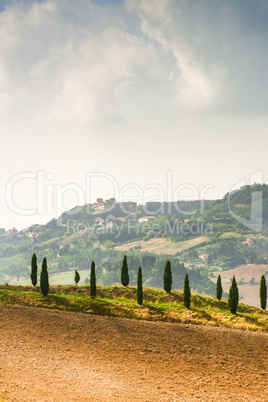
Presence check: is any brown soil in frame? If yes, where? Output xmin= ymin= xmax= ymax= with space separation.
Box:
xmin=218 ymin=264 xmax=268 ymax=282
xmin=213 ymin=264 xmax=268 ymax=307
xmin=220 ymin=282 xmax=260 ymax=308
xmin=0 ymin=304 xmax=267 ymax=401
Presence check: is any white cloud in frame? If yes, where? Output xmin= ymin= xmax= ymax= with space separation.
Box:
xmin=0 ymin=0 xmax=163 ymax=126
xmin=1 ymin=0 xmax=267 ymax=126
xmin=126 ymin=0 xmax=268 ymax=114
xmin=0 ymin=0 xmax=268 ymax=231
xmin=126 ymin=0 xmax=224 ymax=111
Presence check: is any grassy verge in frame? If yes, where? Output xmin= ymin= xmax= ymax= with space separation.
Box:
xmin=0 ymin=285 xmax=267 ymax=332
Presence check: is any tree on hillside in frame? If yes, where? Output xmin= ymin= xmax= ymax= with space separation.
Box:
xmin=228 ymin=275 xmax=239 ymax=314
xmin=163 ymin=260 xmax=172 ymax=293
xmin=137 ymin=267 xmax=143 ymax=305
xmin=58 ymin=260 xmax=70 ymax=272
xmin=216 ymin=274 xmax=223 ymax=301
xmin=121 ymin=255 xmax=129 ymax=287
xmin=74 ymin=270 xmax=80 ymax=285
xmin=183 ymin=273 xmax=191 ymax=309
xmin=249 ymin=277 xmax=255 ymax=286
xmin=30 ymin=253 xmax=38 ymax=286
xmin=207 ymin=254 xmax=213 ymax=266
xmin=40 ymin=257 xmax=49 ymax=296
xmin=260 ymin=274 xmax=267 ymax=310
xmin=90 ymin=261 xmax=96 ymax=299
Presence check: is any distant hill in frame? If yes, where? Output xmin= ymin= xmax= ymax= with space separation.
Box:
xmin=0 ymin=183 xmax=267 ymax=306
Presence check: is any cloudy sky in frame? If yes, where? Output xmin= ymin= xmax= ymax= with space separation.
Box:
xmin=1 ymin=0 xmax=268 ymax=229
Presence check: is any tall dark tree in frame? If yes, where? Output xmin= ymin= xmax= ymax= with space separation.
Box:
xmin=163 ymin=260 xmax=172 ymax=293
xmin=228 ymin=275 xmax=239 ymax=314
xmin=40 ymin=257 xmax=49 ymax=296
xmin=216 ymin=274 xmax=223 ymax=301
xmin=137 ymin=267 xmax=143 ymax=305
xmin=260 ymin=274 xmax=267 ymax=310
xmin=121 ymin=255 xmax=129 ymax=287
xmin=74 ymin=270 xmax=80 ymax=285
xmin=30 ymin=253 xmax=38 ymax=286
xmin=183 ymin=273 xmax=191 ymax=309
xmin=90 ymin=261 xmax=96 ymax=299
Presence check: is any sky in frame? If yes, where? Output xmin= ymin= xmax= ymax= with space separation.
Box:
xmin=0 ymin=0 xmax=268 ymax=230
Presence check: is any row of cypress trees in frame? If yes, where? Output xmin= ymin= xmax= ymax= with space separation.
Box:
xmin=31 ymin=253 xmax=49 ymax=296
xmin=121 ymin=256 xmax=267 ymax=313
xmin=75 ymin=263 xmax=96 ymax=298
xmin=121 ymin=256 xmax=191 ymax=308
xmin=31 ymin=254 xmax=97 ymax=299
xmin=136 ymin=266 xmax=191 ymax=307
xmin=216 ymin=273 xmax=267 ymax=313
xmin=163 ymin=260 xmax=191 ymax=307
xmin=31 ymin=253 xmax=267 ymax=313
xmin=121 ymin=255 xmax=144 ymax=305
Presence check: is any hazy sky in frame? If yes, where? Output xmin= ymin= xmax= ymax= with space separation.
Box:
xmin=1 ymin=0 xmax=268 ymax=230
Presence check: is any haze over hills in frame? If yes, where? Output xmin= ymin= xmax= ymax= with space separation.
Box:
xmin=1 ymin=183 xmax=268 ymax=307
xmin=1 ymin=1 xmax=267 ymax=400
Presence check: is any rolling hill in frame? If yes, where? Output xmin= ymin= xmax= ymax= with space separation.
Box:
xmin=0 ymin=183 xmax=268 ymax=307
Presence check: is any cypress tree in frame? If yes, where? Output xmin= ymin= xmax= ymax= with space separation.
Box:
xmin=183 ymin=273 xmax=191 ymax=308
xmin=137 ymin=267 xmax=143 ymax=305
xmin=121 ymin=255 xmax=129 ymax=287
xmin=74 ymin=270 xmax=80 ymax=285
xmin=40 ymin=257 xmax=49 ymax=296
xmin=216 ymin=274 xmax=223 ymax=301
xmin=228 ymin=275 xmax=239 ymax=314
xmin=30 ymin=253 xmax=38 ymax=286
xmin=90 ymin=260 xmax=96 ymax=299
xmin=260 ymin=274 xmax=267 ymax=310
xmin=163 ymin=260 xmax=172 ymax=293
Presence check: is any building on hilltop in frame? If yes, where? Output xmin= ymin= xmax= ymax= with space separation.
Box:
xmin=138 ymin=216 xmax=157 ymax=223
xmin=242 ymin=237 xmax=254 ymax=247
xmin=94 ymin=217 xmax=105 ymax=225
xmin=198 ymin=254 xmax=209 ymax=261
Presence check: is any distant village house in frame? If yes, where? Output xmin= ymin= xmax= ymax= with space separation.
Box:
xmin=242 ymin=237 xmax=254 ymax=247
xmin=198 ymin=254 xmax=209 ymax=261
xmin=138 ymin=216 xmax=157 ymax=223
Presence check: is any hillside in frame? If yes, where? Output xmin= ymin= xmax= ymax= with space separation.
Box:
xmin=1 ymin=285 xmax=267 ymax=332
xmin=114 ymin=236 xmax=209 ymax=255
xmin=0 ymin=184 xmax=268 ymax=307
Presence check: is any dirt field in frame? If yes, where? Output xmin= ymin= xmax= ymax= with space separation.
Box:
xmin=0 ymin=304 xmax=267 ymax=401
